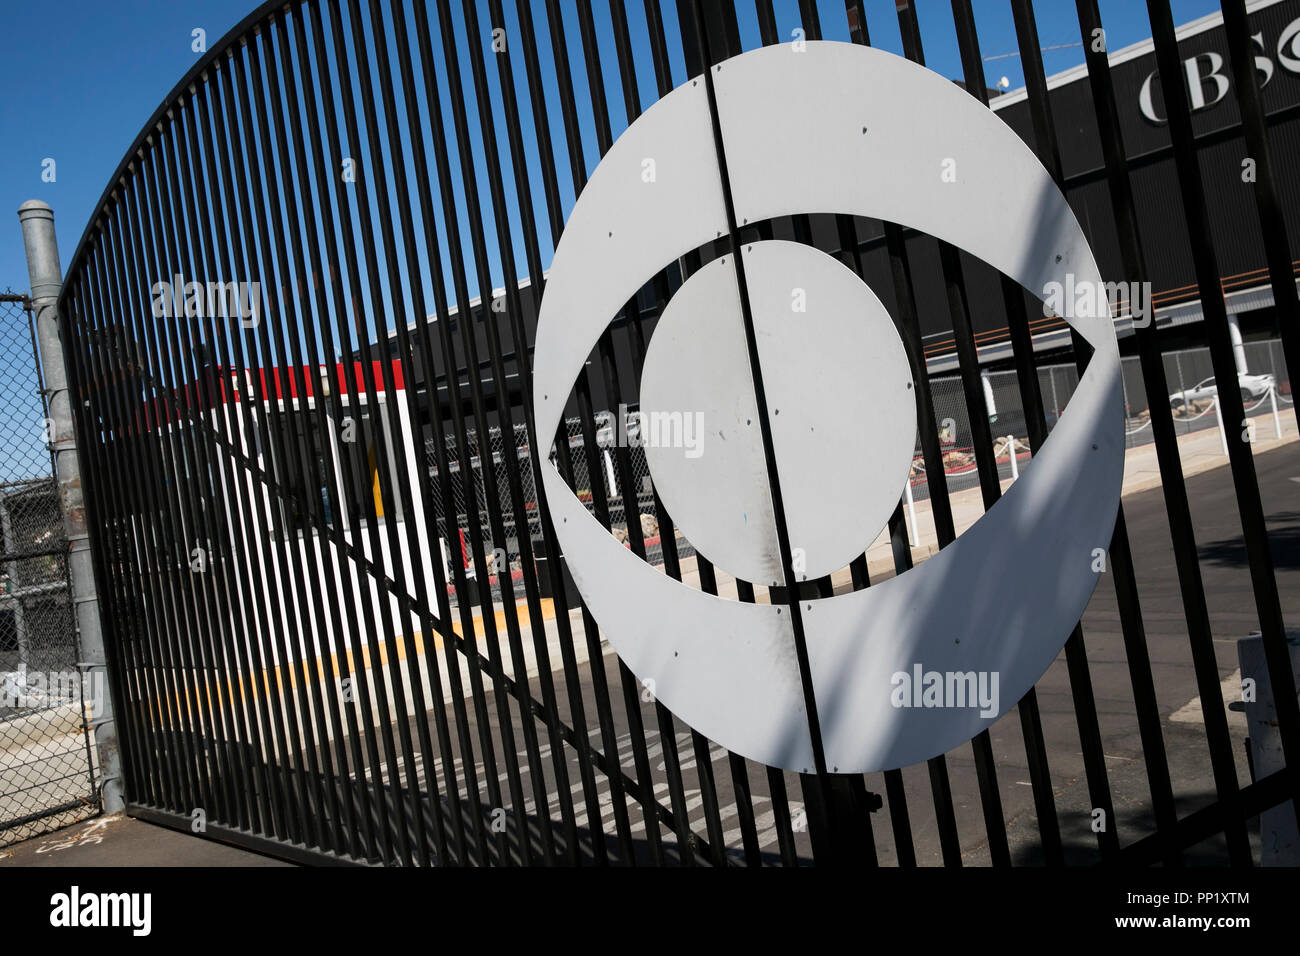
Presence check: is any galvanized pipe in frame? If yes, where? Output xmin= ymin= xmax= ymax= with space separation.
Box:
xmin=17 ymin=199 xmax=123 ymax=814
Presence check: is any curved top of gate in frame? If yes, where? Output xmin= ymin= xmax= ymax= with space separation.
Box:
xmin=61 ymin=2 xmax=289 ymax=302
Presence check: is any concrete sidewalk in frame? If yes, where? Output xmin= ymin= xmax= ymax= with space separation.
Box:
xmin=0 ymin=813 xmax=291 ymax=867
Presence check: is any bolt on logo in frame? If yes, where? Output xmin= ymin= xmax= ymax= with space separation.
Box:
xmin=890 ymin=664 xmax=1000 ymax=718
xmin=530 ymin=41 xmax=1123 ymax=773
xmin=593 ymin=404 xmax=705 ymax=458
xmin=49 ymin=886 xmax=151 ymax=936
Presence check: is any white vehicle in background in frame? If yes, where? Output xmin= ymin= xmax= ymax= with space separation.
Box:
xmin=1169 ymin=372 xmax=1276 ymax=409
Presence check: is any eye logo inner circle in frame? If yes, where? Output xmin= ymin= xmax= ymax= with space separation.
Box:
xmin=640 ymin=240 xmax=915 ymax=586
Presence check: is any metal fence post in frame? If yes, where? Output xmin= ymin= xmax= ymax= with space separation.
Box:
xmin=17 ymin=199 xmax=123 ymax=814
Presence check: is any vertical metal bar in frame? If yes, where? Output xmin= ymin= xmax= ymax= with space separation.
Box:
xmin=112 ymin=163 xmax=209 ymax=825
xmin=832 ymin=0 xmax=932 ymax=870
xmin=173 ymin=82 xmax=279 ymax=841
xmin=319 ymin=0 xmax=452 ymax=868
xmin=818 ymin=0 xmax=973 ymax=868
xmin=701 ymin=0 xmax=820 ymax=869
xmin=92 ymin=210 xmax=192 ymax=821
xmin=1148 ymin=0 xmax=1300 ymax=846
xmin=142 ymin=117 xmax=248 ymax=836
xmin=304 ymin=0 xmax=446 ymax=864
xmin=284 ymin=1 xmax=456 ymax=866
xmin=901 ymin=0 xmax=1072 ymax=867
xmin=118 ymin=153 xmax=214 ymax=825
xmin=540 ymin=0 xmax=668 ymax=864
xmin=512 ymin=0 xmax=651 ymax=864
xmin=213 ymin=40 xmax=335 ymax=851
xmin=478 ymin=0 xmax=667 ymax=864
xmin=385 ymin=0 xmax=520 ymax=866
xmin=574 ymin=0 xmax=709 ymax=866
xmin=485 ymin=0 xmax=621 ymax=866
xmin=650 ymin=5 xmax=761 ymax=864
xmin=757 ymin=0 xmax=883 ymax=868
xmin=668 ymin=0 xmax=809 ymax=865
xmin=246 ymin=13 xmax=370 ymax=858
xmin=1077 ymin=0 xmax=1249 ymax=848
xmin=249 ymin=13 xmax=415 ymax=858
xmin=155 ymin=100 xmax=305 ymax=840
xmin=146 ymin=133 xmax=241 ymax=830
xmin=1006 ymin=0 xmax=1189 ymax=865
xmin=294 ymin=0 xmax=437 ymax=865
xmin=443 ymin=0 xmax=577 ymax=865
xmin=227 ymin=33 xmax=360 ymax=853
xmin=197 ymin=54 xmax=323 ymax=847
xmin=295 ymin=0 xmax=426 ymax=863
xmin=60 ymin=265 xmax=153 ymax=811
xmin=620 ymin=0 xmax=761 ymax=867
xmin=92 ymin=198 xmax=187 ymax=819
xmin=414 ymin=0 xmax=540 ymax=864
xmin=151 ymin=119 xmax=292 ymax=839
xmin=1221 ymin=1 xmax=1299 ymax=432
xmin=404 ymin=0 xmax=526 ymax=865
xmin=147 ymin=128 xmax=245 ymax=833
xmin=52 ymin=277 xmax=127 ymax=809
xmin=68 ymin=259 xmax=157 ymax=813
xmin=663 ymin=0 xmax=771 ymax=868
xmin=281 ymin=2 xmax=400 ymax=862
xmin=419 ymin=41 xmax=539 ymax=861
xmin=458 ymin=0 xmax=588 ymax=862
xmin=955 ymin=0 xmax=1123 ymax=864
xmin=254 ymin=8 xmax=417 ymax=861
xmin=689 ymin=0 xmax=838 ymax=849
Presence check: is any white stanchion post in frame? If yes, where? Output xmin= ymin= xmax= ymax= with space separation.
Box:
xmin=603 ymin=448 xmax=618 ymax=497
xmin=1271 ymin=385 xmax=1282 ymax=440
xmin=1007 ymin=435 xmax=1019 ymax=480
xmin=903 ymin=479 xmax=917 ymax=548
xmin=1214 ymin=396 xmax=1229 ymax=455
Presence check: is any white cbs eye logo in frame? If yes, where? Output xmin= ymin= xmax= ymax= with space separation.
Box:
xmin=532 ymin=43 xmax=1123 ymax=774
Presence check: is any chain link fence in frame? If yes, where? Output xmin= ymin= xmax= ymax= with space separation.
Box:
xmin=0 ymin=292 xmax=97 ymax=847
xmin=917 ymin=336 xmax=1292 ymax=502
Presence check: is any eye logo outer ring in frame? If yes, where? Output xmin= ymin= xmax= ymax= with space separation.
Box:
xmin=532 ymin=42 xmax=1123 ymax=774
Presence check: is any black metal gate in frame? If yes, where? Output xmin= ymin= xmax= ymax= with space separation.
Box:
xmin=57 ymin=0 xmax=1300 ymax=865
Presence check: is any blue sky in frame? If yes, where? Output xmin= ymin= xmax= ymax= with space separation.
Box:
xmin=0 ymin=0 xmax=1224 ymax=300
